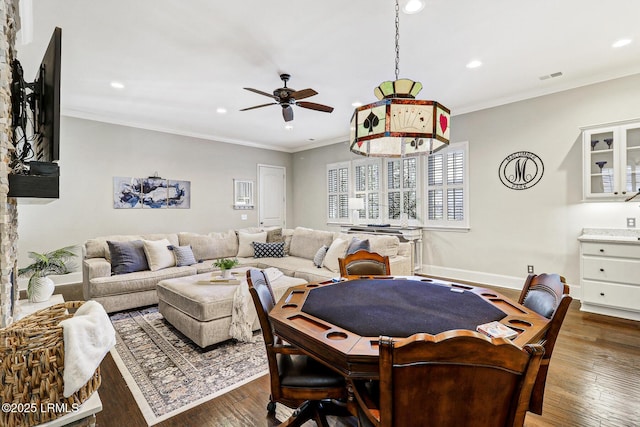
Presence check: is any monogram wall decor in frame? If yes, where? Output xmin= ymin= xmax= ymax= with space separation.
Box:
xmin=498 ymin=151 xmax=544 ymax=190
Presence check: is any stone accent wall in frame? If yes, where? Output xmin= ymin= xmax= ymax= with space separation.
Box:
xmin=0 ymin=0 xmax=20 ymax=328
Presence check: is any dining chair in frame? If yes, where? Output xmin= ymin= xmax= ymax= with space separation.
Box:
xmin=338 ymin=250 xmax=390 ymax=277
xmin=352 ymin=330 xmax=544 ymax=427
xmin=518 ymin=273 xmax=573 ymax=415
xmin=246 ymin=268 xmax=348 ymax=427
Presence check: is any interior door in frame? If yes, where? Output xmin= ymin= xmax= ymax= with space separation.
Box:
xmin=258 ymin=164 xmax=286 ymax=228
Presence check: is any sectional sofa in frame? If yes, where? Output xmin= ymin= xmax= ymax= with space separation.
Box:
xmin=82 ymin=226 xmax=413 ymax=313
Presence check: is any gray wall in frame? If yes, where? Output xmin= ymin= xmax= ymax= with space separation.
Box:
xmin=291 ymin=73 xmax=640 ymax=288
xmin=16 ymin=117 xmax=294 ymax=267
xmin=16 ymin=74 xmax=640 ymax=290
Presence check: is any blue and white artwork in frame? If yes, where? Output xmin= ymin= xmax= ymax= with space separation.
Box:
xmin=142 ymin=177 xmax=168 ymax=209
xmin=168 ymin=180 xmax=191 ymax=208
xmin=113 ymin=177 xmax=142 ymax=208
xmin=114 ymin=176 xmax=191 ymax=209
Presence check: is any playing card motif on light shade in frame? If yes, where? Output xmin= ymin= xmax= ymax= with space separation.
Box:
xmin=350 ymin=80 xmax=450 ymax=157
xmin=349 ymin=1 xmax=450 ymax=158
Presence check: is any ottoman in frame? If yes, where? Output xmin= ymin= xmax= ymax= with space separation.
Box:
xmin=157 ymin=267 xmax=306 ymax=348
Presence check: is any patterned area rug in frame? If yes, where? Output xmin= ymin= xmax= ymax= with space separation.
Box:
xmin=109 ymin=307 xmax=268 ymax=425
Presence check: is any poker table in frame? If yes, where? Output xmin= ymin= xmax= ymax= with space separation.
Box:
xmin=269 ymin=276 xmax=549 ymax=379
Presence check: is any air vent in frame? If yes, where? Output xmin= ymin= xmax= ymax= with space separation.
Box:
xmin=539 ymin=72 xmax=563 ymax=81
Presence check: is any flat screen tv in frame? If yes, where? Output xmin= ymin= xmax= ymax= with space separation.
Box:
xmin=11 ymin=27 xmax=61 ymax=164
xmin=32 ymin=27 xmax=62 ymax=162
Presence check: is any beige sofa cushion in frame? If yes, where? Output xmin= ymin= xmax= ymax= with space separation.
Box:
xmin=143 ymin=239 xmax=176 ymax=271
xmin=85 ymin=235 xmax=143 ymax=260
xmin=336 ymin=233 xmax=400 ymax=257
xmin=178 ymin=230 xmax=238 ymax=261
xmin=289 ymin=227 xmax=334 ymax=260
xmin=237 ymin=231 xmax=267 ymax=257
xmin=323 ymin=237 xmax=349 ymax=273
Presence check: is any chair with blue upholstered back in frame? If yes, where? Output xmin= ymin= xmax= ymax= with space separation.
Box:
xmin=518 ymin=273 xmax=572 ymax=415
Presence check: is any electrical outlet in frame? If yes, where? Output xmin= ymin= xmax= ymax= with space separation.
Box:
xmin=627 ymin=217 xmax=636 ymax=228
xmin=527 ymin=265 xmax=534 ymax=274
xmin=241 ymin=214 xmax=247 ymax=221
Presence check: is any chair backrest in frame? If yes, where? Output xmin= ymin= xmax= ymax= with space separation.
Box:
xmin=338 ymin=250 xmax=391 ymax=277
xmin=377 ymin=331 xmax=544 ymax=427
xmin=246 ymin=268 xmax=277 ymax=348
xmin=517 ymin=273 xmax=573 ymax=415
xmin=518 ymin=273 xmax=569 ymax=319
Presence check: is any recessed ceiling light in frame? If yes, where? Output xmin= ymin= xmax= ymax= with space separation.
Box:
xmin=110 ymin=81 xmax=125 ymax=89
xmin=466 ymin=60 xmax=483 ymax=69
xmin=351 ymin=101 xmax=363 ymax=107
xmin=216 ymin=108 xmax=227 ymax=114
xmin=402 ymin=0 xmax=425 ymax=14
xmin=612 ymin=38 xmax=632 ymax=48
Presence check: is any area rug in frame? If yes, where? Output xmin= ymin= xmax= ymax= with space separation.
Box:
xmin=109 ymin=307 xmax=268 ymax=425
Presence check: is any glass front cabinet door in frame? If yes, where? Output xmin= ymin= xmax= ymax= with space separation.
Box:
xmin=582 ymin=119 xmax=640 ymax=200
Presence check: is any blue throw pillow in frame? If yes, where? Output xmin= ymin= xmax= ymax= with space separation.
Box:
xmin=346 ymin=237 xmax=370 ymax=255
xmin=253 ymin=241 xmax=285 ymax=258
xmin=169 ymin=245 xmax=197 ymax=266
xmin=107 ymin=240 xmax=149 ymax=275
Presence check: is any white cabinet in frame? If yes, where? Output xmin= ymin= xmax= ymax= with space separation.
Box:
xmin=579 ymin=229 xmax=640 ymax=321
xmin=582 ymin=119 xmax=640 ymax=200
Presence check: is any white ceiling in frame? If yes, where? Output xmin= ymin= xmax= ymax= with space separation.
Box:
xmin=15 ymin=0 xmax=640 ymax=153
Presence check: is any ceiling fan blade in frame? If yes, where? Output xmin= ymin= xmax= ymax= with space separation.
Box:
xmin=240 ymin=102 xmax=278 ymax=111
xmin=243 ymin=87 xmax=277 ymax=100
xmin=282 ymin=105 xmax=294 ymax=122
xmin=297 ymin=101 xmax=334 ymax=113
xmin=290 ymin=88 xmax=318 ymax=100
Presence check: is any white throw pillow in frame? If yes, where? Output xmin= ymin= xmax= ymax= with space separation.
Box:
xmin=142 ymin=239 xmax=176 ymax=271
xmin=323 ymin=238 xmax=349 ymax=273
xmin=237 ymin=231 xmax=267 ymax=257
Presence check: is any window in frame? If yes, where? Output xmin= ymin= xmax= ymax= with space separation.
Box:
xmin=326 ymin=141 xmax=469 ymax=229
xmin=386 ymin=157 xmax=418 ymax=222
xmin=353 ymin=158 xmax=382 ymax=221
xmin=327 ymin=162 xmax=351 ymax=223
xmin=425 ymin=141 xmax=469 ymax=229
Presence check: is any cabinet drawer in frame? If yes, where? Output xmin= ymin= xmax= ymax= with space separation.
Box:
xmin=582 ymin=280 xmax=640 ymax=311
xmin=582 ymin=256 xmax=640 ymax=285
xmin=581 ymin=242 xmax=640 ymax=258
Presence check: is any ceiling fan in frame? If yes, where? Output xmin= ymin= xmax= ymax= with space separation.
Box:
xmin=240 ymin=73 xmax=334 ymax=122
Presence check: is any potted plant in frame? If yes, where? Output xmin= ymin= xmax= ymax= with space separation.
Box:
xmin=18 ymin=245 xmax=77 ymax=302
xmin=213 ymin=258 xmax=239 ymax=279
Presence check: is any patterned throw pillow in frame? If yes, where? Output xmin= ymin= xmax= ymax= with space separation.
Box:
xmin=253 ymin=241 xmax=285 ymax=258
xmin=169 ymin=245 xmax=197 ymax=266
xmin=313 ymin=245 xmax=329 ymax=268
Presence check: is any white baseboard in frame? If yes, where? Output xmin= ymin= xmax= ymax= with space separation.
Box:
xmin=17 ymin=271 xmax=82 ymax=291
xmin=419 ymin=264 xmax=580 ymax=297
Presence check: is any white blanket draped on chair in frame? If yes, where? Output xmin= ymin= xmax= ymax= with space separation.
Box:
xmin=229 ymin=267 xmax=284 ymax=342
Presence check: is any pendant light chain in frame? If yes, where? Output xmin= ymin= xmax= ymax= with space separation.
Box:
xmin=395 ymin=0 xmax=400 ymax=81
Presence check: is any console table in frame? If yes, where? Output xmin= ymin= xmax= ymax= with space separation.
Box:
xmin=341 ymin=225 xmax=423 ymax=272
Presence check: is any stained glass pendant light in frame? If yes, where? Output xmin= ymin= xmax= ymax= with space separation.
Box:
xmin=350 ymin=0 xmax=450 ymax=157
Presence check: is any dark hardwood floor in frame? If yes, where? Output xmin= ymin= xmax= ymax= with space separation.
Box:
xmin=49 ymin=282 xmax=640 ymax=427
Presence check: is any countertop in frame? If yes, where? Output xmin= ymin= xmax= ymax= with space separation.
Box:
xmin=578 ymin=228 xmax=640 ymax=244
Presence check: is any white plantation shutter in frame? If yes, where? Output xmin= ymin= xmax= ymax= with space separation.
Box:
xmin=386 ymin=158 xmax=418 ymax=221
xmin=327 ymin=162 xmax=351 ymax=223
xmin=426 ymin=142 xmax=469 ymax=228
xmin=353 ymin=159 xmax=382 ymax=221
